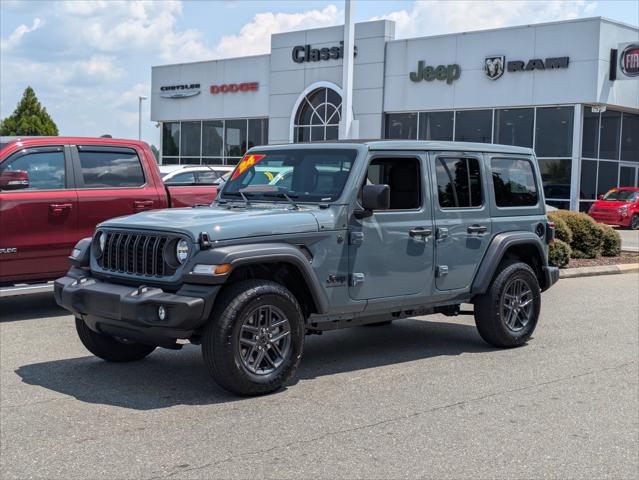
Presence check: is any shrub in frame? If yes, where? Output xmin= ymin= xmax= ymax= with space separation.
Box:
xmin=553 ymin=210 xmax=603 ymax=259
xmin=547 ymin=212 xmax=573 ymax=244
xmin=598 ymin=224 xmax=621 ymax=257
xmin=548 ymin=239 xmax=571 ymax=267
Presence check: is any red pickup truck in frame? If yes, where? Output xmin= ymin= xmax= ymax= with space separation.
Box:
xmin=0 ymin=136 xmax=219 ymax=296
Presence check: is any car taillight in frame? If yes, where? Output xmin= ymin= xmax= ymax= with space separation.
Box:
xmin=546 ymin=221 xmax=556 ymax=244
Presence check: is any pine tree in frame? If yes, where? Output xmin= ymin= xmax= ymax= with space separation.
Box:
xmin=0 ymin=86 xmax=59 ymax=136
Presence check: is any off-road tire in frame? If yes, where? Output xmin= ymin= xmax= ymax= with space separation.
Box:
xmin=202 ymin=280 xmax=305 ymax=396
xmin=75 ymin=317 xmax=156 ymax=362
xmin=473 ymin=262 xmax=541 ymax=348
xmin=630 ymin=214 xmax=639 ymax=230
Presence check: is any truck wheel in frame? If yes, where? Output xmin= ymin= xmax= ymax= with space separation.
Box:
xmin=202 ymin=280 xmax=305 ymax=396
xmin=75 ymin=318 xmax=156 ymax=362
xmin=473 ymin=262 xmax=541 ymax=348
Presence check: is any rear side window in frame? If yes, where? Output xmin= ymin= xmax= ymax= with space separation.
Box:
xmin=435 ymin=157 xmax=482 ymax=208
xmin=0 ymin=150 xmax=66 ymax=191
xmin=491 ymin=158 xmax=538 ymax=207
xmin=197 ymin=171 xmax=221 ymax=184
xmin=78 ymin=150 xmax=145 ymax=188
xmin=167 ymin=172 xmax=196 ymax=184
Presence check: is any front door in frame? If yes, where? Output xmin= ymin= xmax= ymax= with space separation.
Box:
xmin=430 ymin=152 xmax=492 ymax=291
xmin=348 ymin=154 xmax=434 ymax=300
xmin=619 ymin=163 xmax=638 ymax=188
xmin=0 ymin=145 xmax=78 ymax=282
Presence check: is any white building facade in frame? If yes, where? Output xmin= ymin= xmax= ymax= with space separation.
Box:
xmin=151 ymin=17 xmax=639 ymax=211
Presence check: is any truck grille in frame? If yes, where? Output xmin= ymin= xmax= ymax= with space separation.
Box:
xmin=99 ymin=232 xmax=176 ymax=277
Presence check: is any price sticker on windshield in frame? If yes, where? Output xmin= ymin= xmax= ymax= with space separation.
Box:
xmin=231 ymin=154 xmax=266 ymax=180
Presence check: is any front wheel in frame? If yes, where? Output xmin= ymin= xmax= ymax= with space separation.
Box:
xmin=202 ymin=280 xmax=305 ymax=396
xmin=75 ymin=318 xmax=156 ymax=362
xmin=473 ymin=262 xmax=541 ymax=348
xmin=630 ymin=214 xmax=639 ymax=230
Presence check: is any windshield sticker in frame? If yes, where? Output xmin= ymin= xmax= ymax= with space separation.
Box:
xmin=231 ymin=154 xmax=266 ymax=180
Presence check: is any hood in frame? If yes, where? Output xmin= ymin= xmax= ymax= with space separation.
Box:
xmin=100 ymin=205 xmax=320 ymax=241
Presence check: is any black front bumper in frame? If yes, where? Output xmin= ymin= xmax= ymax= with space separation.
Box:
xmin=54 ymin=268 xmax=219 ymax=346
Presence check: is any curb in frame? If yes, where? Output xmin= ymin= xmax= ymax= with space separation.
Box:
xmin=560 ymin=263 xmax=639 ymax=279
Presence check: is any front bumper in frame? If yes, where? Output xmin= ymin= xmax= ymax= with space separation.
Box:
xmin=543 ymin=265 xmax=560 ymax=291
xmin=54 ymin=268 xmax=219 ymax=346
xmin=589 ymin=212 xmax=630 ymax=227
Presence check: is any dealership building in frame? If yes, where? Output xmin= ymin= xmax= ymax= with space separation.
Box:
xmin=151 ymin=17 xmax=638 ymax=211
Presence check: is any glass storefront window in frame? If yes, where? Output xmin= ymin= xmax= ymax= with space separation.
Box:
xmin=621 ymin=113 xmax=639 ymax=162
xmin=202 ymin=120 xmax=223 ymax=156
xmin=162 ymin=157 xmax=179 ymax=165
xmin=494 ymin=108 xmax=533 ymax=148
xmin=225 ymin=120 xmax=247 ymax=157
xmin=162 ymin=122 xmax=180 ymax=157
xmin=539 ymin=159 xmax=572 ymax=199
xmin=385 ymin=113 xmax=417 ymax=139
xmin=180 ymin=121 xmax=201 ymax=157
xmin=582 ymin=109 xmax=599 ymax=158
xmin=418 ymin=111 xmax=453 ymax=141
xmin=599 ymin=110 xmax=621 ymax=160
xmin=596 ymin=161 xmax=619 ymax=198
xmin=202 ymin=157 xmax=224 ymax=165
xmin=454 ymin=110 xmax=492 ymax=143
xmin=248 ymin=119 xmax=269 ymax=149
xmin=535 ymin=106 xmax=573 ymax=158
xmin=580 ymin=159 xmax=597 ymax=200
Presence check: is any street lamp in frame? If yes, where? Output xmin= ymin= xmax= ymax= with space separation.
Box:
xmin=138 ymin=96 xmax=148 ymax=140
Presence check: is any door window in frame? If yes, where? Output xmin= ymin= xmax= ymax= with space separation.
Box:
xmin=196 ymin=171 xmax=222 ymax=184
xmin=491 ymin=158 xmax=538 ymax=207
xmin=365 ymin=158 xmax=421 ymax=209
xmin=0 ymin=150 xmax=66 ymax=191
xmin=435 ymin=157 xmax=482 ymax=208
xmin=77 ymin=150 xmax=145 ymax=188
xmin=167 ymin=172 xmax=196 ymax=184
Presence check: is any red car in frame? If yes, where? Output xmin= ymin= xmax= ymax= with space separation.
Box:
xmin=588 ymin=187 xmax=639 ymax=230
xmin=0 ymin=136 xmax=219 ymax=296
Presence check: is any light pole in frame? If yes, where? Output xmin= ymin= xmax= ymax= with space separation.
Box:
xmin=339 ymin=0 xmax=356 ymax=139
xmin=138 ymin=96 xmax=148 ymax=140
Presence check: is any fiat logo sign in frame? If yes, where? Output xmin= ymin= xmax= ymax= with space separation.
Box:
xmin=620 ymin=43 xmax=639 ymax=77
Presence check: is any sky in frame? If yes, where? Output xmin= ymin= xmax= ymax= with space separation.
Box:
xmin=1 ymin=0 xmax=638 ymax=147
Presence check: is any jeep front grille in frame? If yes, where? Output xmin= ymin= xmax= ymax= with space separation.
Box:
xmin=99 ymin=232 xmax=176 ymax=277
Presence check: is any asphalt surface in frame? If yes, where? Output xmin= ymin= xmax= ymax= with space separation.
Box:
xmin=1 ymin=273 xmax=638 ymax=479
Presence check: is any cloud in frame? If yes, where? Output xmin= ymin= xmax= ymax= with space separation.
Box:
xmin=213 ymin=4 xmax=342 ymax=58
xmin=0 ymin=17 xmax=43 ymax=51
xmin=372 ymin=0 xmax=598 ymax=38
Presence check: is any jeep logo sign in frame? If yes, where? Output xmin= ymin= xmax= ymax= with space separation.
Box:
xmin=620 ymin=43 xmax=639 ymax=77
xmin=410 ymin=61 xmax=461 ymax=85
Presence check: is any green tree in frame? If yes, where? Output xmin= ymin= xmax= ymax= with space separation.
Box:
xmin=0 ymin=86 xmax=59 ymax=136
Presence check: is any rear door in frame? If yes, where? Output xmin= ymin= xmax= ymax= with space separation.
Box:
xmin=430 ymin=152 xmax=492 ymax=291
xmin=164 ymin=170 xmax=218 ymax=207
xmin=72 ymin=145 xmax=163 ymax=239
xmin=0 ymin=145 xmax=78 ymax=282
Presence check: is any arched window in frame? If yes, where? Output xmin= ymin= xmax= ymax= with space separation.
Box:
xmin=294 ymin=87 xmax=342 ymax=142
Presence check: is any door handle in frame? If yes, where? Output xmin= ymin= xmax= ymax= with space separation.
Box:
xmin=409 ymin=227 xmax=432 ymax=240
xmin=49 ymin=203 xmax=72 ymax=216
xmin=133 ymin=200 xmax=154 ymax=211
xmin=467 ymin=224 xmax=488 ymax=234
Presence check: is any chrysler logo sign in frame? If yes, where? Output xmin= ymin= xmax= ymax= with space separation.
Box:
xmin=159 ymin=83 xmax=201 ymax=98
xmin=620 ymin=43 xmax=639 ymax=77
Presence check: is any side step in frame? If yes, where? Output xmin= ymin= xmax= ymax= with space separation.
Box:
xmin=0 ymin=282 xmax=54 ymax=298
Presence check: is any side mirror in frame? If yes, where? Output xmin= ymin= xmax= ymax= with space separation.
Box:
xmin=598 ymin=194 xmax=604 ymax=200
xmin=0 ymin=170 xmax=29 ymax=190
xmin=361 ymin=184 xmax=390 ymax=211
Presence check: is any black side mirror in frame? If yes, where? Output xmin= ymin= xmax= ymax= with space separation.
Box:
xmin=357 ymin=184 xmax=390 ymax=218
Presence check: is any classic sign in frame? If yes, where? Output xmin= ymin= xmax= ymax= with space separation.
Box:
xmin=410 ymin=61 xmax=461 ymax=85
xmin=292 ymin=41 xmax=357 ymax=63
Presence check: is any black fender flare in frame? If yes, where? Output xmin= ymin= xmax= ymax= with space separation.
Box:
xmin=183 ymin=243 xmax=329 ymax=314
xmin=471 ymin=232 xmax=548 ymax=295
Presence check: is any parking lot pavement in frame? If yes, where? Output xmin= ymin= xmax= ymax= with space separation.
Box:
xmin=1 ymin=274 xmax=638 ymax=480
xmin=618 ymin=228 xmax=639 ymax=252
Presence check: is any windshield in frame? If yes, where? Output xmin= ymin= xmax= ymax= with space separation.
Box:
xmin=221 ymin=149 xmax=357 ymax=203
xmin=603 ymin=189 xmax=639 ymax=202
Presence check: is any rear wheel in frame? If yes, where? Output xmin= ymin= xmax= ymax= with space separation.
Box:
xmin=75 ymin=318 xmax=156 ymax=362
xmin=473 ymin=262 xmax=541 ymax=348
xmin=631 ymin=214 xmax=639 ymax=230
xmin=202 ymin=280 xmax=305 ymax=396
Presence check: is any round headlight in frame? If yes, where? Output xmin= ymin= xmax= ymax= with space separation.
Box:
xmin=95 ymin=231 xmax=106 ymax=256
xmin=176 ymin=239 xmax=190 ymax=264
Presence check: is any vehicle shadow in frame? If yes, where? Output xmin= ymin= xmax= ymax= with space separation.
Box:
xmin=15 ymin=317 xmax=495 ymax=410
xmin=1 ymin=292 xmax=67 ymax=322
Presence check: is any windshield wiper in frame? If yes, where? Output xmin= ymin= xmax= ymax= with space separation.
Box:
xmin=221 ymin=191 xmax=252 ymax=207
xmin=262 ymin=192 xmax=299 ymax=209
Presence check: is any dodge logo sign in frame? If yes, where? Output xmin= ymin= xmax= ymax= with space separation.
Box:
xmin=620 ymin=43 xmax=639 ymax=77
xmin=484 ymin=56 xmax=505 ymax=80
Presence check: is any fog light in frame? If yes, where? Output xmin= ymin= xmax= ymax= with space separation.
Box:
xmin=158 ymin=306 xmax=167 ymax=321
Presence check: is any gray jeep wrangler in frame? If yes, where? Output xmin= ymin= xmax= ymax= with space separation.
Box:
xmin=55 ymin=141 xmax=559 ymax=396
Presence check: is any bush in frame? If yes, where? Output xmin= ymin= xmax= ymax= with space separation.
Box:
xmin=553 ymin=210 xmax=603 ymax=259
xmin=548 ymin=239 xmax=571 ymax=267
xmin=547 ymin=212 xmax=573 ymax=244
xmin=598 ymin=223 xmax=621 ymax=257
